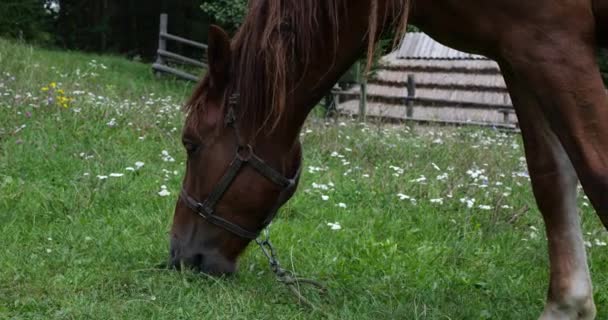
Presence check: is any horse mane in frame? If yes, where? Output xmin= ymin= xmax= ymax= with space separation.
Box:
xmin=187 ymin=0 xmax=409 ymax=137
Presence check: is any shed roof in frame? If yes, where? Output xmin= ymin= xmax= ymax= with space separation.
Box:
xmin=396 ymin=33 xmax=487 ymax=60
xmin=336 ymin=32 xmax=515 ymax=126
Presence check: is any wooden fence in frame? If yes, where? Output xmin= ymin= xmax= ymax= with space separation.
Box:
xmin=335 ymin=74 xmax=518 ymax=130
xmin=331 ymin=75 xmax=415 ymax=121
xmin=152 ymin=13 xmax=207 ymax=82
xmin=150 ymin=14 xmax=517 ymax=129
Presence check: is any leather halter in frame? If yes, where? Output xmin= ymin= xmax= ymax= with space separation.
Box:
xmin=179 ymin=94 xmax=301 ymax=240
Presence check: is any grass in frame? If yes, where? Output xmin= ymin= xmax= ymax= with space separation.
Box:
xmin=1 ymin=38 xmax=607 ymax=319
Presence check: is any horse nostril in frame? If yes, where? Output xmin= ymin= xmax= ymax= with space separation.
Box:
xmin=192 ymin=254 xmax=205 ymax=268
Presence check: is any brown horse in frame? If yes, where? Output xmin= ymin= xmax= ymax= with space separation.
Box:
xmin=169 ymin=0 xmax=608 ymax=318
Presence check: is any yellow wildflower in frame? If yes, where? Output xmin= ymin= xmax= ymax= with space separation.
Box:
xmin=56 ymin=95 xmax=73 ymax=108
xmin=41 ymin=87 xmax=49 ymax=92
xmin=50 ymin=82 xmax=57 ymax=89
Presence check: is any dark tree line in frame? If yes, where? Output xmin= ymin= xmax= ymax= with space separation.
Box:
xmin=600 ymin=49 xmax=608 ymax=84
xmin=0 ymin=0 xmax=54 ymax=43
xmin=0 ymin=0 xmax=607 ymax=84
xmin=1 ymin=0 xmax=213 ymax=60
xmin=55 ymin=0 xmax=213 ymax=59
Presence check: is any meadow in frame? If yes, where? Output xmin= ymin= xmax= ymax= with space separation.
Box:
xmin=1 ymin=38 xmax=607 ymax=319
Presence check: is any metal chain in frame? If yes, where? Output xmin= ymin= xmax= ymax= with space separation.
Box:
xmin=255 ymin=229 xmax=327 ymax=309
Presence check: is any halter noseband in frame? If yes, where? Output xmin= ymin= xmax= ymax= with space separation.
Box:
xmin=179 ymin=93 xmax=301 ymax=240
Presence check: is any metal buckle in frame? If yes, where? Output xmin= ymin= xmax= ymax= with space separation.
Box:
xmin=196 ymin=201 xmax=213 ymax=218
xmin=228 ymin=93 xmax=239 ymax=107
xmin=224 ymin=107 xmax=236 ymax=126
xmin=236 ymin=144 xmax=254 ymax=161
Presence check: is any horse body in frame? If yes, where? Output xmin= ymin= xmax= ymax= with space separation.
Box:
xmin=409 ymin=2 xmax=608 ymax=319
xmin=171 ymin=1 xmax=608 ymax=318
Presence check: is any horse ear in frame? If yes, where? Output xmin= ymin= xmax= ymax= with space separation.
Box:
xmin=207 ymin=25 xmax=231 ymax=89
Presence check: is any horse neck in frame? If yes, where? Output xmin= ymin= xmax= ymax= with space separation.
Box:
xmin=269 ymin=0 xmax=402 ymax=147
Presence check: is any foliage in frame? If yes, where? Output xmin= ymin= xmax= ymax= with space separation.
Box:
xmin=363 ymin=25 xmax=420 ymax=76
xmin=2 ymin=39 xmax=608 ymax=319
xmin=407 ymin=24 xmax=421 ymax=32
xmin=199 ymin=1 xmax=419 ymax=37
xmin=200 ymin=0 xmax=247 ymax=33
xmin=0 ymin=0 xmax=211 ymax=59
xmin=53 ymin=0 xmax=209 ymax=59
xmin=0 ymin=0 xmax=54 ymax=44
xmin=600 ymin=49 xmax=608 ymax=86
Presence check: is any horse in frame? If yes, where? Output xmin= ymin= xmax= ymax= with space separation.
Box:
xmin=169 ymin=1 xmax=608 ymax=318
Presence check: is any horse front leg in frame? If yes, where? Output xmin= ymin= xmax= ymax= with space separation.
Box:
xmin=502 ymin=22 xmax=608 ymax=232
xmin=500 ymin=67 xmax=596 ymax=320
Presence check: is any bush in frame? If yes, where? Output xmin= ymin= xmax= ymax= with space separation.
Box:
xmin=200 ymin=0 xmax=247 ymax=33
xmin=599 ymin=49 xmax=608 ymax=86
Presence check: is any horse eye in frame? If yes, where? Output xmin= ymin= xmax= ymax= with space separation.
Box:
xmin=183 ymin=141 xmax=200 ymax=155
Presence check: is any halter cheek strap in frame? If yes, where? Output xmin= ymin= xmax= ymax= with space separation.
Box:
xmin=179 ymin=147 xmax=300 ymax=240
xmin=179 ymin=93 xmax=301 ymax=240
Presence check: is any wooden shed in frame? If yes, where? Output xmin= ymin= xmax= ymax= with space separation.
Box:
xmin=338 ymin=33 xmax=516 ymax=127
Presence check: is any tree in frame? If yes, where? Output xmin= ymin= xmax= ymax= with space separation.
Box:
xmin=600 ymin=49 xmax=608 ymax=86
xmin=52 ymin=0 xmax=210 ymax=60
xmin=0 ymin=0 xmax=54 ymax=44
xmin=200 ymin=0 xmax=247 ymax=33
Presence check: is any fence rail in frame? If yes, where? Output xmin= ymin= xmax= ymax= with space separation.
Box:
xmin=151 ymin=14 xmax=519 ymax=130
xmin=334 ymin=74 xmax=519 ymax=130
xmin=333 ymin=75 xmax=415 ymax=120
xmin=152 ymin=13 xmax=207 ymax=82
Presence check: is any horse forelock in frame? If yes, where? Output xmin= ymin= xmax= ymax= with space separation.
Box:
xmin=186 ymin=0 xmax=409 ymax=138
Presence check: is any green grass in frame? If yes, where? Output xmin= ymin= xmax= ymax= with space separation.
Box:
xmin=1 ymin=38 xmax=607 ymax=319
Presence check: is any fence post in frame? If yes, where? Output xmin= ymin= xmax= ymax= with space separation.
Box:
xmin=503 ymin=110 xmax=510 ymax=123
xmin=155 ymin=13 xmax=168 ymax=78
xmin=359 ymin=79 xmax=367 ymax=121
xmin=406 ymin=75 xmax=416 ymax=118
xmin=332 ymin=85 xmax=341 ymax=117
